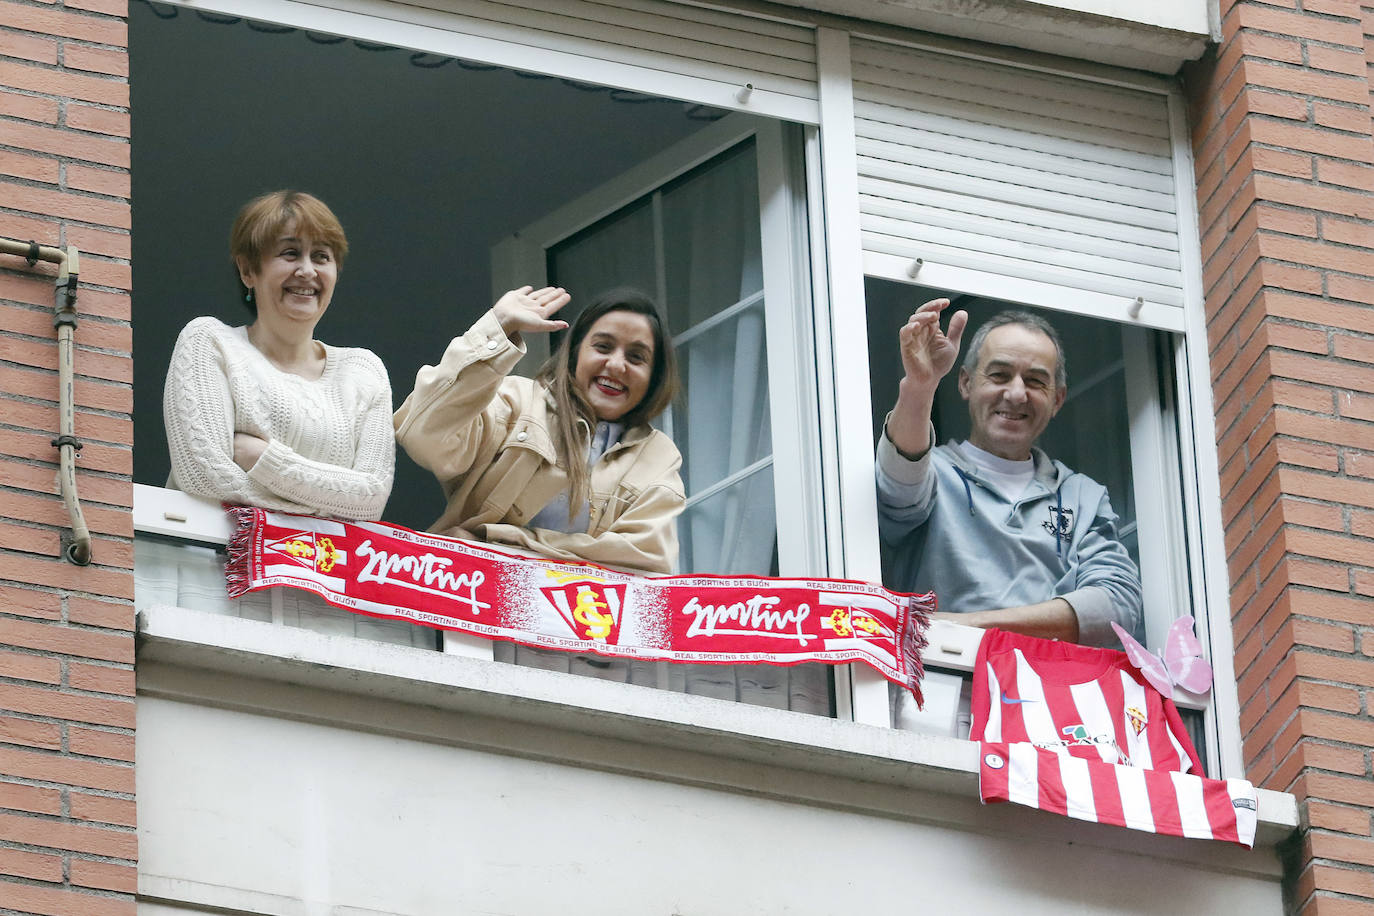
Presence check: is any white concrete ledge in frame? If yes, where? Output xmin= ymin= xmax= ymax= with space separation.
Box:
xmin=138 ymin=603 xmax=1297 ymax=874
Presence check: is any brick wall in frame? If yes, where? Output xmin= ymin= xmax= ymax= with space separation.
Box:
xmin=1187 ymin=0 xmax=1374 ymax=912
xmin=0 ymin=0 xmax=134 ymax=911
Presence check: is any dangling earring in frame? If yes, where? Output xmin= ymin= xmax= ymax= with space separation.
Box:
xmin=245 ymin=289 xmax=255 ymax=304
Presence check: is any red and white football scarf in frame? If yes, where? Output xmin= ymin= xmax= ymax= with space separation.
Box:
xmin=970 ymin=629 xmax=1257 ymax=847
xmin=224 ymin=508 xmax=933 ymax=704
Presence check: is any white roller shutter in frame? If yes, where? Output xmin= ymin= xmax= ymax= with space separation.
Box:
xmin=851 ymin=37 xmax=1183 ymax=313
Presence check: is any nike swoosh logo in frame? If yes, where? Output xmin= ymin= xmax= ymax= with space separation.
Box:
xmin=1000 ymin=691 xmax=1035 ymax=705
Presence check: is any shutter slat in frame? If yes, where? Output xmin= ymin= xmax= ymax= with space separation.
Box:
xmin=854 ymin=110 xmax=1175 ymax=188
xmin=859 ymin=159 xmax=1178 ymax=232
xmin=862 ymin=230 xmax=1184 ymax=307
xmin=861 ymin=215 xmax=1183 ymax=287
xmin=857 ymin=140 xmax=1175 ymax=214
xmin=854 ymin=41 xmax=1167 ymax=136
xmin=859 ymin=189 xmax=1181 ymax=259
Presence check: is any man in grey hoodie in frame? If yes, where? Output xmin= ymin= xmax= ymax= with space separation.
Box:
xmin=875 ymin=298 xmax=1142 ymax=647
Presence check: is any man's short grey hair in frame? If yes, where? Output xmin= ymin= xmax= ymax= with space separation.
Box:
xmin=961 ymin=309 xmax=1068 ymax=389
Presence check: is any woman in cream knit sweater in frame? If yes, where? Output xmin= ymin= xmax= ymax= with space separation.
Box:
xmin=163 ymin=191 xmax=394 ymax=521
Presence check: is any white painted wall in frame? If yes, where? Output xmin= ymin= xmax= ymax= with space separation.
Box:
xmin=138 ymin=687 xmax=1285 ymax=916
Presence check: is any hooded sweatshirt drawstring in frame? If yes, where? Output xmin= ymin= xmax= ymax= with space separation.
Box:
xmin=953 ymin=465 xmax=976 ymax=516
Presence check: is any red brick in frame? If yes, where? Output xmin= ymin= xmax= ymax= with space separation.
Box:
xmin=0 ymin=646 xmax=61 ymax=684
xmin=0 ymin=149 xmax=59 ymax=186
xmin=63 ymin=45 xmax=128 ymax=78
xmin=1295 ymin=650 xmax=1374 ymax=687
xmin=1299 ymin=679 xmax=1364 ymax=714
xmin=65 ymin=0 xmax=127 ymax=15
xmin=65 ymin=596 xmax=132 ymax=631
xmin=0 ymin=31 xmax=58 ymax=64
xmin=0 ymin=489 xmax=131 ymax=540
xmin=1310 ymin=44 xmax=1369 ymax=76
xmin=0 ymin=781 xmax=60 ymax=817
xmin=1324 ymin=215 xmax=1374 ymax=248
xmin=1318 ymin=158 xmax=1374 ymax=190
xmin=0 ymin=878 xmax=133 ymax=916
xmin=70 ymin=858 xmax=136 ymax=893
xmin=66 ymin=103 xmax=130 ymax=138
xmin=0 ymin=847 xmax=62 ymax=882
xmin=1342 ymin=391 xmax=1374 ymax=420
xmin=0 ymin=1 xmax=127 ymax=46
xmin=1348 ymin=450 xmax=1374 ymax=478
xmin=65 ymin=224 xmax=130 ymax=259
xmin=0 ymin=87 xmax=58 ymax=124
xmin=1285 ymin=526 xmax=1374 ymax=564
xmin=0 ymin=60 xmax=126 ymax=107
xmin=69 ymin=791 xmax=134 ymax=827
xmin=1 ymin=119 xmax=129 ymax=168
xmin=0 ymin=429 xmax=130 ymax=477
xmin=1233 ymin=4 xmax=1365 ymax=45
xmin=66 ymin=659 xmax=133 ymax=696
xmin=1304 ymin=863 xmax=1374 ymax=898
xmin=75 ymin=256 xmax=130 ymax=290
xmin=1290 ymin=616 xmax=1358 ymax=652
xmin=0 ymin=714 xmax=60 ymax=750
xmin=1255 ymin=174 xmax=1374 ymax=219
xmin=0 ymin=180 xmax=129 ymax=229
xmin=64 ymin=163 xmax=130 ymax=200
xmin=1314 ymin=101 xmax=1373 ymax=134
xmin=1300 ymin=708 xmax=1374 ymax=745
xmin=1255 ymin=146 xmax=1316 ymax=179
xmin=0 ymin=746 xmax=131 ymax=792
xmin=69 ymin=725 xmax=133 ymax=762
xmin=1309 ymin=832 xmax=1374 ymax=868
xmin=1289 ymin=589 xmax=1374 ymax=625
xmin=0 ymin=585 xmax=61 ymax=621
xmin=1257 ymin=204 xmax=1320 ymax=236
xmin=0 ymin=809 xmax=135 ymax=858
xmin=1295 ymin=771 xmax=1374 ymax=809
xmin=1274 ymin=408 xmax=1374 ymax=448
xmin=1252 ymin=89 xmax=1311 ymax=120
xmin=1273 ymin=380 xmax=1337 ymax=414
xmin=1309 ymin=801 xmax=1373 ymax=836
xmin=0 ymin=618 xmax=132 ymax=663
xmin=0 ymin=398 xmax=133 ymax=447
xmin=0 ymin=682 xmax=132 ymax=728
xmin=1334 ymin=333 xmax=1374 ymax=363
xmin=0 ymin=520 xmax=61 ymax=558
xmin=1242 ymin=59 xmax=1372 ymax=105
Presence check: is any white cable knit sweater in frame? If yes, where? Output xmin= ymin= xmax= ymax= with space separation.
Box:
xmin=163 ymin=316 xmax=395 ymax=520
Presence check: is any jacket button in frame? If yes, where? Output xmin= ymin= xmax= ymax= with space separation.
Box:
xmin=486 ymin=340 xmax=498 ymax=350
xmin=516 ymin=431 xmax=528 ymax=441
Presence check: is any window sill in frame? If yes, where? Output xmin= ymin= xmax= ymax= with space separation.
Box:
xmin=137 ymin=602 xmax=1297 ymax=870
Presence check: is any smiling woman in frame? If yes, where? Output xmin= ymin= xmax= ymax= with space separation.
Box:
xmin=162 ymin=190 xmax=396 ymax=521
xmin=393 ymin=286 xmax=684 ymax=575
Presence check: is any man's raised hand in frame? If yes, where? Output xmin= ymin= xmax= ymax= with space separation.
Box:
xmin=899 ymin=298 xmax=968 ymax=394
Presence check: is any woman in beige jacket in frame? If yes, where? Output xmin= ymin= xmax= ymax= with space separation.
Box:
xmin=394 ymin=286 xmax=684 ymax=575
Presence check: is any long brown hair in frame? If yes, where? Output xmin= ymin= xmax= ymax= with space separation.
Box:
xmin=535 ymin=289 xmax=679 ymax=515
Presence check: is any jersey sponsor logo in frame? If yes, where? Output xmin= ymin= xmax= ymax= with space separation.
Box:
xmin=1000 ymin=691 xmax=1035 ymax=705
xmin=1232 ymin=797 xmax=1257 ymax=811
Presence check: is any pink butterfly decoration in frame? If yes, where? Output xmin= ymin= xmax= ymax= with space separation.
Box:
xmin=1111 ymin=615 xmax=1213 ymax=697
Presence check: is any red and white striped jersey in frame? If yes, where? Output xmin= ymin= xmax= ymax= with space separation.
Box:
xmin=970 ymin=629 xmax=1257 ymax=847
